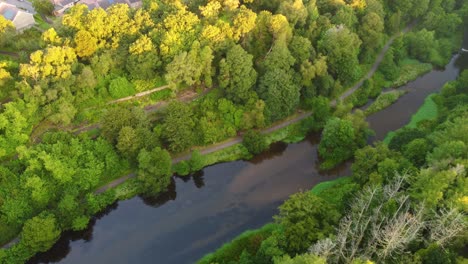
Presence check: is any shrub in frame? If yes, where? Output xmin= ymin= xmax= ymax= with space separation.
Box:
xmin=243 ymin=130 xmax=268 ymax=155
xmin=21 ymin=212 xmax=61 ymax=253
xmin=173 ymin=160 xmax=191 ymax=176
xmin=190 ymin=150 xmax=205 ymax=172
xmin=108 ymin=77 xmax=136 ymax=99
xmin=364 ymin=90 xmax=405 ymax=115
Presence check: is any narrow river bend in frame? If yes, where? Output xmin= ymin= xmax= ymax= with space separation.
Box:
xmin=29 ymin=40 xmax=468 ymax=264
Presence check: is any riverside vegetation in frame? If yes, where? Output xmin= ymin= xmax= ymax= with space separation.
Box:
xmin=0 ymin=0 xmax=467 ymax=263
xmin=198 ymin=62 xmax=468 ymax=264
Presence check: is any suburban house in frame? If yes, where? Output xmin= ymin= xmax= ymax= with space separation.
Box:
xmin=52 ymin=0 xmax=80 ymax=16
xmin=52 ymin=0 xmax=142 ymax=16
xmin=0 ymin=2 xmax=35 ymax=32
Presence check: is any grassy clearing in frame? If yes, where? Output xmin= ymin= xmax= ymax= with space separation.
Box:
xmin=364 ymin=90 xmax=406 ymax=116
xmin=392 ymin=59 xmax=432 ymax=87
xmin=310 ymin=177 xmax=351 ymax=195
xmin=33 ymin=14 xmax=51 ymax=31
xmin=383 ymin=94 xmax=438 ymax=144
xmin=197 ymin=223 xmax=279 ymax=264
xmin=199 ymin=144 xmax=251 ymax=167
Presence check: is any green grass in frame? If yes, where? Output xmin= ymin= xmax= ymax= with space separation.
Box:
xmin=199 ymin=143 xmax=251 ymax=168
xmin=392 ymin=59 xmax=432 ymax=87
xmin=384 ymin=94 xmax=438 ymax=144
xmin=149 ymin=88 xmax=172 ymax=101
xmin=310 ymin=177 xmax=351 ymax=195
xmin=265 ymin=116 xmax=315 ymax=145
xmin=197 ymin=223 xmax=279 ymax=264
xmin=33 ymin=14 xmax=51 ymax=31
xmin=364 ymin=90 xmax=406 ymax=116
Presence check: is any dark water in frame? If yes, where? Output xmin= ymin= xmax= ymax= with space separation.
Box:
xmin=29 ymin=44 xmax=468 ymax=264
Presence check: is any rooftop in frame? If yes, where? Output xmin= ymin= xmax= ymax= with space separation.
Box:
xmin=0 ymin=3 xmax=19 ymax=21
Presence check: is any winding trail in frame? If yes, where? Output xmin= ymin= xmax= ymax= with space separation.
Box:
xmin=109 ymin=85 xmax=170 ymax=104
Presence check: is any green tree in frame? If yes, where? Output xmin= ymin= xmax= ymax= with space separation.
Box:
xmin=318 ymin=118 xmax=356 ymax=168
xmin=165 ymin=42 xmax=213 ymax=90
xmin=403 ymin=138 xmax=431 ymax=167
xmin=218 ymin=45 xmax=257 ymax=104
xmin=101 ymin=107 xmax=149 ymax=144
xmin=275 ymin=192 xmax=339 ymax=255
xmin=405 ymin=29 xmax=437 ymax=63
xmin=21 ymin=212 xmax=61 ymax=252
xmin=190 ymin=150 xmax=205 ymax=172
xmin=258 ymin=41 xmax=300 ymax=122
xmin=32 ymin=0 xmax=54 ymax=15
xmin=116 ymin=126 xmax=140 ymax=160
xmin=243 ymin=130 xmax=268 ymax=155
xmin=358 ymin=12 xmax=384 ymax=58
xmin=137 ymin=147 xmax=172 ymax=195
xmin=162 ymin=101 xmax=195 ymax=152
xmin=74 ymin=30 xmax=98 ymax=58
xmin=319 ymin=27 xmax=361 ymax=84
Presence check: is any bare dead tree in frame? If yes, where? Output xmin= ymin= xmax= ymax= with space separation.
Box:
xmin=310 ymin=174 xmax=429 ymax=263
xmin=428 ymin=207 xmax=467 ymax=247
xmin=309 ymin=238 xmax=336 ymax=259
xmin=373 ymin=204 xmax=425 ymax=261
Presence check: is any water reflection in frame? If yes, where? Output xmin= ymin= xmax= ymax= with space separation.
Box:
xmin=140 ymin=178 xmax=177 ymax=208
xmin=248 ymin=141 xmax=288 ymax=164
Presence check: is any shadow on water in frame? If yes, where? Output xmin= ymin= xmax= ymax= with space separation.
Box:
xmin=29 ymin=32 xmax=468 ymax=264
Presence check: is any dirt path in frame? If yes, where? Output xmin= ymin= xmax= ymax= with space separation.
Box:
xmin=341 ymin=22 xmax=416 ymax=100
xmin=0 ymin=50 xmax=19 ymax=58
xmin=109 ymin=85 xmax=170 ymax=104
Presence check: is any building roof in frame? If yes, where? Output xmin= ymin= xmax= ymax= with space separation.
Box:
xmin=53 ymin=0 xmax=76 ymax=7
xmin=52 ymin=0 xmax=142 ymax=15
xmin=0 ymin=3 xmax=19 ymax=21
xmin=0 ymin=2 xmax=35 ymax=31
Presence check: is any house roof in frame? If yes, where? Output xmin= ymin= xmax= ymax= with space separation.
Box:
xmin=0 ymin=2 xmax=35 ymax=31
xmin=53 ymin=0 xmax=76 ymax=7
xmin=0 ymin=3 xmax=19 ymax=21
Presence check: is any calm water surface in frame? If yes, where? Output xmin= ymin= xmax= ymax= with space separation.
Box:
xmin=30 ymin=38 xmax=468 ymax=264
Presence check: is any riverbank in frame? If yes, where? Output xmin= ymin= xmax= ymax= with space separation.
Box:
xmin=383 ymin=93 xmax=438 ymax=143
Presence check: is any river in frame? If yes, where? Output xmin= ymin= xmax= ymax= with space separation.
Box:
xmin=29 ymin=41 xmax=468 ymax=264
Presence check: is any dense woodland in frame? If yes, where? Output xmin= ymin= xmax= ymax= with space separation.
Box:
xmin=0 ymin=0 xmax=467 ymax=263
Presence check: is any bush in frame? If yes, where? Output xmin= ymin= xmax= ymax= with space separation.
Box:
xmin=190 ymin=150 xmax=205 ymax=172
xmin=108 ymin=77 xmax=136 ymax=99
xmin=197 ymin=224 xmax=278 ymax=264
xmin=275 ymin=192 xmax=340 ymax=255
xmin=21 ymin=212 xmax=61 ymax=253
xmin=243 ymin=130 xmax=268 ymax=155
xmin=388 ymin=128 xmax=427 ymax=152
xmin=318 ymin=118 xmax=356 ymax=169
xmin=364 ymin=90 xmax=405 ymax=115
xmin=173 ymin=160 xmax=191 ymax=176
